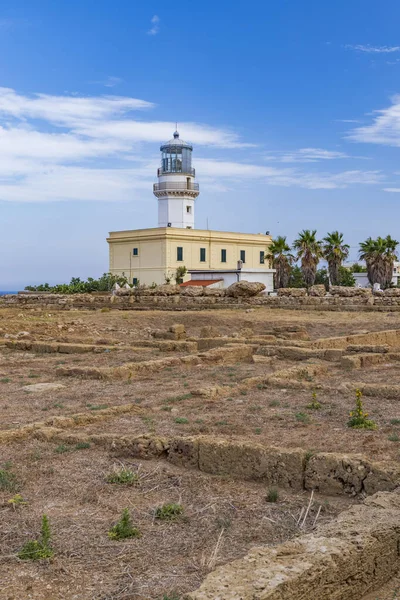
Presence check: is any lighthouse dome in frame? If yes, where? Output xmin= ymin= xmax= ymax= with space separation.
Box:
xmin=160 ymin=130 xmax=193 ymax=152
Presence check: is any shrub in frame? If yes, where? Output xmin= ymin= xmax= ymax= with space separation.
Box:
xmin=25 ymin=273 xmax=128 ymax=294
xmin=18 ymin=515 xmax=53 ymax=560
xmin=106 ymin=468 xmax=138 ymax=485
xmin=388 ymin=433 xmax=400 ymax=442
xmin=306 ymin=390 xmax=321 ymax=410
xmin=347 ymin=389 xmax=377 ymax=430
xmin=155 ymin=503 xmax=183 ymax=521
xmin=8 ymin=494 xmax=27 ymax=509
xmin=0 ymin=465 xmax=17 ymax=492
xmin=75 ymin=442 xmax=91 ymax=450
xmin=108 ymin=508 xmax=141 ymax=540
xmin=266 ymin=488 xmax=279 ymax=502
xmin=174 ymin=417 xmax=189 ymax=424
xmin=295 ymin=412 xmax=310 ymax=424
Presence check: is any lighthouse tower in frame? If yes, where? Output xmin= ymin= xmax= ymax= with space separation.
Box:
xmin=153 ymin=130 xmax=200 ymax=228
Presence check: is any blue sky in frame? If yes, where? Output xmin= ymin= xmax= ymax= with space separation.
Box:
xmin=1 ymin=0 xmax=400 ymax=287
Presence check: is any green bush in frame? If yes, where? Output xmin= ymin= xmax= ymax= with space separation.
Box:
xmin=108 ymin=508 xmax=141 ymax=540
xmin=18 ymin=515 xmax=53 ymax=560
xmin=0 ymin=465 xmax=17 ymax=492
xmin=155 ymin=503 xmax=184 ymax=521
xmin=25 ymin=273 xmax=128 ymax=294
xmin=106 ymin=468 xmax=138 ymax=485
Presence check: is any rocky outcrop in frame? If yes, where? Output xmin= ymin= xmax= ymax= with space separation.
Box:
xmin=278 ymin=287 xmax=307 ymax=297
xmin=225 ymin=281 xmax=266 ymax=297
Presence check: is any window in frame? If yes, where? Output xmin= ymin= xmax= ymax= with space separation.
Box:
xmin=240 ymin=250 xmax=246 ymax=263
xmin=186 ymin=205 xmax=192 ymax=214
xmin=132 ymin=278 xmax=138 ymax=286
xmin=221 ymin=249 xmax=227 ymax=263
xmin=133 ymin=248 xmax=138 ymax=256
xmin=200 ymin=248 xmax=206 ymax=262
xmin=177 ymin=247 xmax=183 ymax=261
xmin=260 ymin=251 xmax=265 ymax=264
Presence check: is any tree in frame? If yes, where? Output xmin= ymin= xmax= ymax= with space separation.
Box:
xmin=292 ymin=230 xmax=323 ymax=288
xmin=265 ymin=236 xmax=294 ymax=289
xmin=322 ymin=231 xmax=350 ymax=286
xmin=359 ymin=236 xmax=399 ymax=288
xmin=175 ymin=265 xmax=187 ymax=284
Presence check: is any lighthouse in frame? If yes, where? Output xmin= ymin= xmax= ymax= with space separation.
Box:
xmin=153 ymin=130 xmax=200 ymax=229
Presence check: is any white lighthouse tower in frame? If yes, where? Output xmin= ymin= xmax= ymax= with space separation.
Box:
xmin=153 ymin=130 xmax=200 ymax=228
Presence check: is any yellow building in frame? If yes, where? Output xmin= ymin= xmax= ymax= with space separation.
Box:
xmin=107 ymin=130 xmax=274 ymax=289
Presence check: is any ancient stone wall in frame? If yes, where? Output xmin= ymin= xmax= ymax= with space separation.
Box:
xmin=3 ymin=290 xmax=400 ymax=311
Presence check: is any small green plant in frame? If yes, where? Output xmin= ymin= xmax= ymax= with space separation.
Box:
xmin=295 ymin=412 xmax=310 ymax=424
xmin=388 ymin=433 xmax=400 ymax=442
xmin=75 ymin=442 xmax=91 ymax=450
xmin=297 ymin=369 xmax=313 ymax=382
xmin=0 ymin=377 xmax=10 ymax=383
xmin=87 ymin=404 xmax=108 ymax=411
xmin=8 ymin=494 xmax=27 ymax=509
xmin=18 ymin=515 xmax=54 ymax=560
xmin=266 ymin=488 xmax=279 ymax=503
xmin=55 ymin=444 xmax=69 ymax=454
xmin=155 ymin=503 xmax=183 ymax=521
xmin=347 ymin=389 xmax=377 ymax=430
xmin=269 ymin=400 xmax=280 ymax=407
xmin=163 ymin=594 xmax=180 ymax=600
xmin=390 ymin=419 xmax=400 ymax=426
xmin=255 ymin=427 xmax=262 ymax=435
xmin=0 ymin=465 xmax=17 ymax=492
xmin=106 ymin=468 xmax=138 ymax=485
xmin=174 ymin=417 xmax=189 ymax=424
xmin=216 ymin=420 xmax=228 ymax=426
xmin=306 ymin=390 xmax=321 ymax=410
xmin=108 ymin=508 xmax=140 ymax=540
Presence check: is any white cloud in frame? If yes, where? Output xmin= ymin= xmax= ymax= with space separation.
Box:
xmin=0 ymin=87 xmax=384 ymax=203
xmin=347 ymin=95 xmax=400 ymax=146
xmin=346 ymin=44 xmax=400 ymax=54
xmin=197 ymin=159 xmax=383 ymax=190
xmin=264 ymin=148 xmax=350 ymax=163
xmin=335 ymin=119 xmax=361 ymax=124
xmin=88 ymin=76 xmax=123 ymax=88
xmin=383 ymin=188 xmax=400 ymax=193
xmin=147 ymin=15 xmax=160 ymax=36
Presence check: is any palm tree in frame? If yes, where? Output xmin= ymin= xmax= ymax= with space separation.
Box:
xmin=265 ymin=236 xmax=294 ymax=289
xmin=359 ymin=236 xmax=399 ymax=288
xmin=323 ymin=231 xmax=350 ymax=286
xmin=293 ymin=230 xmax=323 ymax=288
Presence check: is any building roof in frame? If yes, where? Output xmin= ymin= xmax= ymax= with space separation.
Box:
xmin=160 ymin=130 xmax=193 ymax=151
xmin=180 ymin=279 xmax=223 ymax=287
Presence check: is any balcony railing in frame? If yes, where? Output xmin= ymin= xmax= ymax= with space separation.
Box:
xmin=157 ymin=167 xmax=195 ymax=177
xmin=153 ymin=182 xmax=199 ymax=192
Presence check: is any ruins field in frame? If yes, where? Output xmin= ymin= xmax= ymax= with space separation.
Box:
xmin=1 ymin=304 xmax=400 ymax=599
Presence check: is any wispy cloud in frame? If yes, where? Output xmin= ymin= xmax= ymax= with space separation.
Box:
xmin=347 ymin=95 xmax=400 ymax=146
xmin=345 ymin=44 xmax=400 ymax=54
xmin=383 ymin=188 xmax=400 ymax=193
xmin=264 ymin=148 xmax=350 ymax=163
xmin=335 ymin=119 xmax=361 ymax=124
xmin=88 ymin=76 xmax=123 ymax=88
xmin=147 ymin=15 xmax=160 ymax=36
xmin=0 ymin=87 xmax=385 ymax=204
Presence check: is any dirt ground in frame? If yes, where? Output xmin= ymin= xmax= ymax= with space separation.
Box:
xmin=1 ymin=306 xmax=400 ymax=599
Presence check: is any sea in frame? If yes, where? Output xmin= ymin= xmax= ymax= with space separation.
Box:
xmin=0 ymin=291 xmax=18 ymax=296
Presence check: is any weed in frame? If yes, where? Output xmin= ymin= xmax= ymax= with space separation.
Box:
xmin=306 ymin=390 xmax=321 ymax=410
xmin=249 ymin=405 xmax=262 ymax=412
xmin=269 ymin=400 xmax=280 ymax=407
xmin=227 ymin=397 xmax=234 ymax=401
xmin=0 ymin=377 xmax=10 ymax=383
xmin=28 ymin=373 xmax=40 ymax=378
xmin=388 ymin=433 xmax=400 ymax=442
xmin=108 ymin=508 xmax=141 ymax=540
xmin=100 ymin=307 xmax=110 ymax=313
xmin=195 ymin=419 xmax=204 ymax=424
xmin=162 ymin=594 xmax=180 ymax=600
xmin=295 ymin=412 xmax=310 ymax=424
xmin=183 ymin=382 xmax=189 ymax=388
xmin=0 ymin=466 xmax=17 ymax=492
xmin=304 ymin=449 xmax=315 ymax=466
xmin=134 ymin=398 xmax=143 ymax=404
xmin=257 ymin=383 xmax=267 ymax=390
xmin=174 ymin=417 xmax=189 ymax=424
xmin=55 ymin=444 xmax=69 ymax=454
xmin=255 ymin=427 xmax=262 ymax=435
xmin=87 ymin=404 xmax=108 ymax=411
xmin=266 ymin=488 xmax=279 ymax=503
xmin=216 ymin=420 xmax=228 ymax=426
xmin=106 ymin=468 xmax=138 ymax=485
xmin=297 ymin=369 xmax=313 ymax=382
xmin=347 ymin=389 xmax=377 ymax=430
xmin=155 ymin=503 xmax=183 ymax=521
xmin=390 ymin=419 xmax=400 ymax=426
xmin=240 ymin=390 xmax=247 ymax=396
xmin=18 ymin=515 xmax=53 ymax=560
xmin=161 ymin=406 xmax=172 ymax=412
xmin=53 ymin=402 xmax=64 ymax=409
xmin=8 ymin=494 xmax=27 ymax=509
xmin=75 ymin=442 xmax=91 ymax=450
